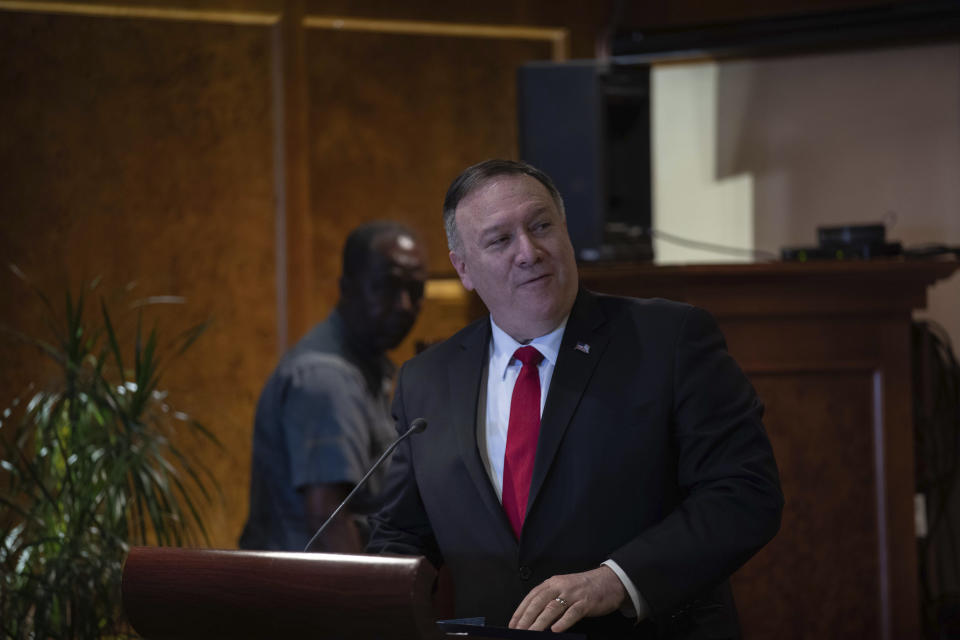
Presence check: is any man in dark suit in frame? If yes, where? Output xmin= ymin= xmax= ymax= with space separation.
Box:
xmin=367 ymin=160 xmax=783 ymax=638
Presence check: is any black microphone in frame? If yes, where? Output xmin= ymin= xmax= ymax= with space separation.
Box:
xmin=303 ymin=417 xmax=427 ymax=552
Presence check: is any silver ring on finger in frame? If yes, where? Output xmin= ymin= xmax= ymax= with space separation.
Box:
xmin=555 ymin=597 xmax=568 ymax=609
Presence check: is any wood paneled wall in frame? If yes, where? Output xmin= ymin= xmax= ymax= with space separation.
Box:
xmin=0 ymin=3 xmax=280 ymax=544
xmin=301 ymin=16 xmax=564 ymax=333
xmin=0 ymin=0 xmax=609 ymax=549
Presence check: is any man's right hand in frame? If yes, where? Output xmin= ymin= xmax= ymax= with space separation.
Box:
xmin=509 ymin=565 xmax=627 ymax=633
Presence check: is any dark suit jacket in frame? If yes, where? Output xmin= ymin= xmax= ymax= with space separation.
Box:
xmin=367 ymin=290 xmax=783 ymax=639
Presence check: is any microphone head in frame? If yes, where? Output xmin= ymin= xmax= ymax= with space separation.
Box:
xmin=408 ymin=418 xmax=428 ymax=434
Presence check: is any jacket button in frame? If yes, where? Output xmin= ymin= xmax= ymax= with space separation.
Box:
xmin=519 ymin=566 xmax=532 ymax=580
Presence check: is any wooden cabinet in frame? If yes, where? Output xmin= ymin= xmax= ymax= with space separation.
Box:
xmin=580 ymin=259 xmax=960 ymax=640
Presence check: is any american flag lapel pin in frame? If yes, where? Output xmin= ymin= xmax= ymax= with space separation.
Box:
xmin=574 ymin=342 xmax=590 ymax=354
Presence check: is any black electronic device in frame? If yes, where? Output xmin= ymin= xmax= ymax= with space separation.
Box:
xmin=781 ymin=223 xmax=903 ymax=262
xmin=781 ymin=242 xmax=903 ymax=262
xmin=518 ymin=60 xmax=652 ymax=263
xmin=817 ymin=223 xmax=886 ymax=247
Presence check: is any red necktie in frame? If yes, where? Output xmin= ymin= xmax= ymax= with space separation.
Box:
xmin=501 ymin=346 xmax=544 ymax=539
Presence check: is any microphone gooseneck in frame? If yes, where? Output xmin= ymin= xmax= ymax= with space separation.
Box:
xmin=303 ymin=418 xmax=428 ymax=552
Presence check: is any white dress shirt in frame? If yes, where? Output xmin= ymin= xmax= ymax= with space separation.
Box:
xmin=483 ymin=317 xmax=648 ymax=621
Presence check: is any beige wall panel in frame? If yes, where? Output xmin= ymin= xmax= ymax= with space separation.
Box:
xmin=0 ymin=8 xmax=278 ymax=547
xmin=302 ymin=25 xmax=553 ymax=346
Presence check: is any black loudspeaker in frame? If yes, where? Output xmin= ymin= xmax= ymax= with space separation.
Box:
xmin=518 ymin=61 xmax=653 ymax=262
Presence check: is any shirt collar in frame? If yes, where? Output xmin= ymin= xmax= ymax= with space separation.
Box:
xmin=489 ymin=315 xmax=568 ymax=380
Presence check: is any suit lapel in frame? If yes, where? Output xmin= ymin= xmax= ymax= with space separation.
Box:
xmin=526 ymin=290 xmax=610 ymax=519
xmin=447 ymin=319 xmax=514 ymax=535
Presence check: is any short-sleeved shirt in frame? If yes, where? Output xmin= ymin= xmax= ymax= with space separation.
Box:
xmin=239 ymin=311 xmax=396 ymax=551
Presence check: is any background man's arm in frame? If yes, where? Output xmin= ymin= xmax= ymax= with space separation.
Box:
xmin=283 ymin=356 xmax=383 ymax=553
xmin=303 ymin=483 xmax=364 ymax=553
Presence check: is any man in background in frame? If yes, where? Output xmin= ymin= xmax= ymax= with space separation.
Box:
xmin=367 ymin=161 xmax=782 ymax=639
xmin=240 ymin=221 xmax=427 ymax=552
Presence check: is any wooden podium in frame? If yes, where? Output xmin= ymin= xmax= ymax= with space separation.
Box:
xmin=122 ymin=547 xmax=444 ymax=639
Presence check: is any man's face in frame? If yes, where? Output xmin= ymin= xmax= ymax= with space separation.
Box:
xmin=345 ymin=232 xmax=427 ymax=352
xmin=449 ymin=174 xmax=578 ymax=342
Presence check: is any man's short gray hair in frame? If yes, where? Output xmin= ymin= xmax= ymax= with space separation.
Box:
xmin=442 ymin=159 xmax=565 ymax=253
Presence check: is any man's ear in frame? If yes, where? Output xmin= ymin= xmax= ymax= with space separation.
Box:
xmin=449 ymin=250 xmax=474 ymax=291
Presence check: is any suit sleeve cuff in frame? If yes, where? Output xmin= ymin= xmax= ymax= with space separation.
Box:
xmin=602 ymin=559 xmax=650 ymax=622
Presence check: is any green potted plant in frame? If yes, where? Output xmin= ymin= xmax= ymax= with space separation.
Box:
xmin=0 ymin=268 xmax=220 ymax=639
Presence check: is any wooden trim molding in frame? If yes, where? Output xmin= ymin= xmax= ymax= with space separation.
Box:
xmin=277 ymin=0 xmax=312 ymax=351
xmin=425 ymin=278 xmax=467 ymax=302
xmin=871 ymin=369 xmax=892 ymax=640
xmin=0 ymin=1 xmax=280 ymax=25
xmin=270 ymin=20 xmax=289 ymax=357
xmin=303 ymin=15 xmax=569 ymax=61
